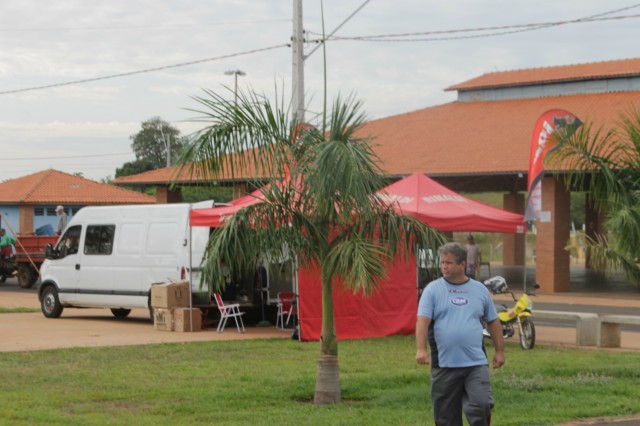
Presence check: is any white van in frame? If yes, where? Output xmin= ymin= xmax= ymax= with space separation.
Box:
xmin=38 ymin=202 xmax=213 ymax=319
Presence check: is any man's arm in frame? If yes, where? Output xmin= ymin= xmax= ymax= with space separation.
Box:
xmin=487 ymin=319 xmax=505 ymax=369
xmin=416 ymin=316 xmax=431 ymax=365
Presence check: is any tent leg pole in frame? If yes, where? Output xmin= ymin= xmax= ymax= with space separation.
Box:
xmin=523 ymin=229 xmax=528 ymax=293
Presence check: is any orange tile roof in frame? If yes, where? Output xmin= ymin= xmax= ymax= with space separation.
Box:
xmin=362 ymin=90 xmax=640 ymax=176
xmin=113 ymin=151 xmax=270 ymax=185
xmin=447 ymin=57 xmax=640 ymax=91
xmin=113 ymin=92 xmax=640 ymax=185
xmin=0 ymin=169 xmax=156 ymax=204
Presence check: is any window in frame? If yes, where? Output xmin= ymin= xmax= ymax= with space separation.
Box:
xmin=56 ymin=225 xmax=82 ymax=258
xmin=34 ymin=207 xmax=45 ymax=216
xmin=84 ymin=225 xmax=115 ymax=255
xmin=46 ymin=207 xmax=57 ymax=216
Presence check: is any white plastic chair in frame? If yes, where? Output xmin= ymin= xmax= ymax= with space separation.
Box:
xmin=214 ymin=293 xmax=245 ymax=333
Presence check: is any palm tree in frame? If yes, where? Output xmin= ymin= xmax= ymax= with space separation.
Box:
xmin=548 ymin=108 xmax=640 ymax=285
xmin=178 ymin=88 xmax=445 ymax=404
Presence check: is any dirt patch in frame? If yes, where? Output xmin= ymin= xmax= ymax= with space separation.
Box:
xmin=0 ymin=278 xmax=288 ymax=352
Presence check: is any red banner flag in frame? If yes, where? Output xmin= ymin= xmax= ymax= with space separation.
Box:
xmin=525 ymin=109 xmax=582 ymax=221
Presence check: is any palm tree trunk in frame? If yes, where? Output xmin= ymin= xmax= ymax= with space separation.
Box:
xmin=313 ymin=272 xmax=341 ymax=404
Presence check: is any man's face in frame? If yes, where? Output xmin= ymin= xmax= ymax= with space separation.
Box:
xmin=440 ymin=253 xmax=466 ymax=281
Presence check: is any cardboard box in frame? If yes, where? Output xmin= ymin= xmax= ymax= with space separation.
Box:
xmin=173 ymin=307 xmax=202 ymax=332
xmin=153 ymin=308 xmax=174 ymax=331
xmin=151 ymin=281 xmax=190 ymax=308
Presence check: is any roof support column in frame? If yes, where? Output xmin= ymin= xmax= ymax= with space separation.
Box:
xmin=503 ymin=192 xmax=525 ymax=266
xmin=536 ymin=176 xmax=570 ymax=292
xmin=156 ymin=186 xmax=183 ymax=204
xmin=232 ymin=183 xmax=248 ymax=200
xmin=19 ymin=205 xmax=34 ymax=234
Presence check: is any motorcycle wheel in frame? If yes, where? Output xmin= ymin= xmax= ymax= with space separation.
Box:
xmin=0 ymin=274 xmax=6 ymax=283
xmin=519 ymin=318 xmax=535 ymax=350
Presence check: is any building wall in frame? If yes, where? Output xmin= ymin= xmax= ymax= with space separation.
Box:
xmin=0 ymin=204 xmax=78 ymax=236
xmin=0 ymin=205 xmax=21 ymax=236
xmin=458 ymin=77 xmax=640 ymax=102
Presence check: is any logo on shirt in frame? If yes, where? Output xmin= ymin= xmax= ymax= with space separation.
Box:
xmin=450 ymin=297 xmax=469 ymax=307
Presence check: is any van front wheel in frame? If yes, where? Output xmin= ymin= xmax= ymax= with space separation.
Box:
xmin=41 ymin=286 xmax=63 ymax=318
xmin=111 ymin=308 xmax=131 ymax=319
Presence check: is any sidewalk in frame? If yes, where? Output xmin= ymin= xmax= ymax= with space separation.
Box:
xmin=491 ymin=291 xmax=640 ymax=351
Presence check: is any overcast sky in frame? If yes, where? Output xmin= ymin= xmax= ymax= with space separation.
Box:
xmin=1 ymin=0 xmax=639 ymax=182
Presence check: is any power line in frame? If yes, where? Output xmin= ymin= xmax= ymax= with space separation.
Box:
xmin=304 ymin=0 xmax=371 ymax=60
xmin=2 ymin=4 xmax=638 ymax=96
xmin=0 ymin=43 xmax=289 ymax=96
xmin=308 ymin=8 xmax=640 ymax=43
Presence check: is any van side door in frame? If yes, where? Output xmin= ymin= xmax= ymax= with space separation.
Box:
xmin=75 ymin=224 xmax=115 ymax=307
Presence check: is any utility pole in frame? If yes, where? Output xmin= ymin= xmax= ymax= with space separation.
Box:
xmin=159 ymin=127 xmax=170 ymax=167
xmin=292 ymin=0 xmax=305 ymax=122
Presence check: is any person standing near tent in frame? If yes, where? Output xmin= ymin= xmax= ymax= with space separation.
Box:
xmin=416 ymin=242 xmax=504 ymax=426
xmin=465 ymin=234 xmax=482 ymax=279
xmin=56 ymin=205 xmax=68 ymax=235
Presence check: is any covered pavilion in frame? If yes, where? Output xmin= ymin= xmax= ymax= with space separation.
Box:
xmin=113 ymin=57 xmax=640 ymax=294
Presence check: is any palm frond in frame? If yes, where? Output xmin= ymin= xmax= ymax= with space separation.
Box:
xmin=322 ymin=237 xmax=388 ymax=295
xmin=301 ymin=96 xmax=386 ymax=224
xmin=177 ymin=88 xmax=296 ymax=182
xmin=584 ymin=234 xmax=640 ymax=285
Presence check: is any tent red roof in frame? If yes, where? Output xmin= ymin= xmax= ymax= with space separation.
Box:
xmin=189 ymin=187 xmax=265 ymax=227
xmin=378 ymin=173 xmax=526 ymax=233
xmin=191 ymin=173 xmax=526 ymax=234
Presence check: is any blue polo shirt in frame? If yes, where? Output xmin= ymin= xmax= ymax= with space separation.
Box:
xmin=418 ymin=277 xmax=498 ymax=368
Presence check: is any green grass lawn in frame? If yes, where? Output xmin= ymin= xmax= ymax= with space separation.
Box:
xmin=0 ymin=307 xmax=39 ymax=313
xmin=1 ymin=336 xmax=639 ymax=425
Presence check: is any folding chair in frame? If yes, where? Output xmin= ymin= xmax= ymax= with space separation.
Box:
xmin=276 ymin=292 xmax=295 ymax=329
xmin=214 ymin=293 xmax=245 ymax=333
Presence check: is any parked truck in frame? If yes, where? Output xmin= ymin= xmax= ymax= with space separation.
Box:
xmin=0 ymin=234 xmax=59 ymax=288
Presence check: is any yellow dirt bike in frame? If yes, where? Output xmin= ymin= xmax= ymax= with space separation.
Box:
xmin=482 ymin=276 xmax=538 ymax=350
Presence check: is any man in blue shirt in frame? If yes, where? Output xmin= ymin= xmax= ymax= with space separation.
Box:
xmin=416 ymin=242 xmax=505 ymax=426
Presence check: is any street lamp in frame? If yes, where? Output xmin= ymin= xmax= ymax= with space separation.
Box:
xmin=224 ymin=69 xmax=246 ymax=104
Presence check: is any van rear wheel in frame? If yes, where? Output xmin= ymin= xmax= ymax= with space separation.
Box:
xmin=111 ymin=308 xmax=131 ymax=319
xmin=41 ymin=286 xmax=63 ymax=318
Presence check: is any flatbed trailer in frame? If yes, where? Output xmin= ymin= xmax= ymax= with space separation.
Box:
xmin=14 ymin=234 xmax=59 ymax=288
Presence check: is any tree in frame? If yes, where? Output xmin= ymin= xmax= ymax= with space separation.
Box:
xmin=130 ymin=117 xmax=188 ymax=168
xmin=115 ymin=159 xmax=156 ymax=178
xmin=548 ymin=108 xmax=640 ymax=285
xmin=177 ymin=88 xmax=445 ymax=404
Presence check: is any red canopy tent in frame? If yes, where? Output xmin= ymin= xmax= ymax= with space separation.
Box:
xmin=190 ymin=186 xmax=268 ymax=227
xmin=377 ymin=173 xmax=526 ymax=234
xmin=189 ymin=174 xmax=525 ymax=341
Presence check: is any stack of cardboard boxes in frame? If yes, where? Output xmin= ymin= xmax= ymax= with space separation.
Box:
xmin=151 ymin=281 xmax=202 ymax=332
